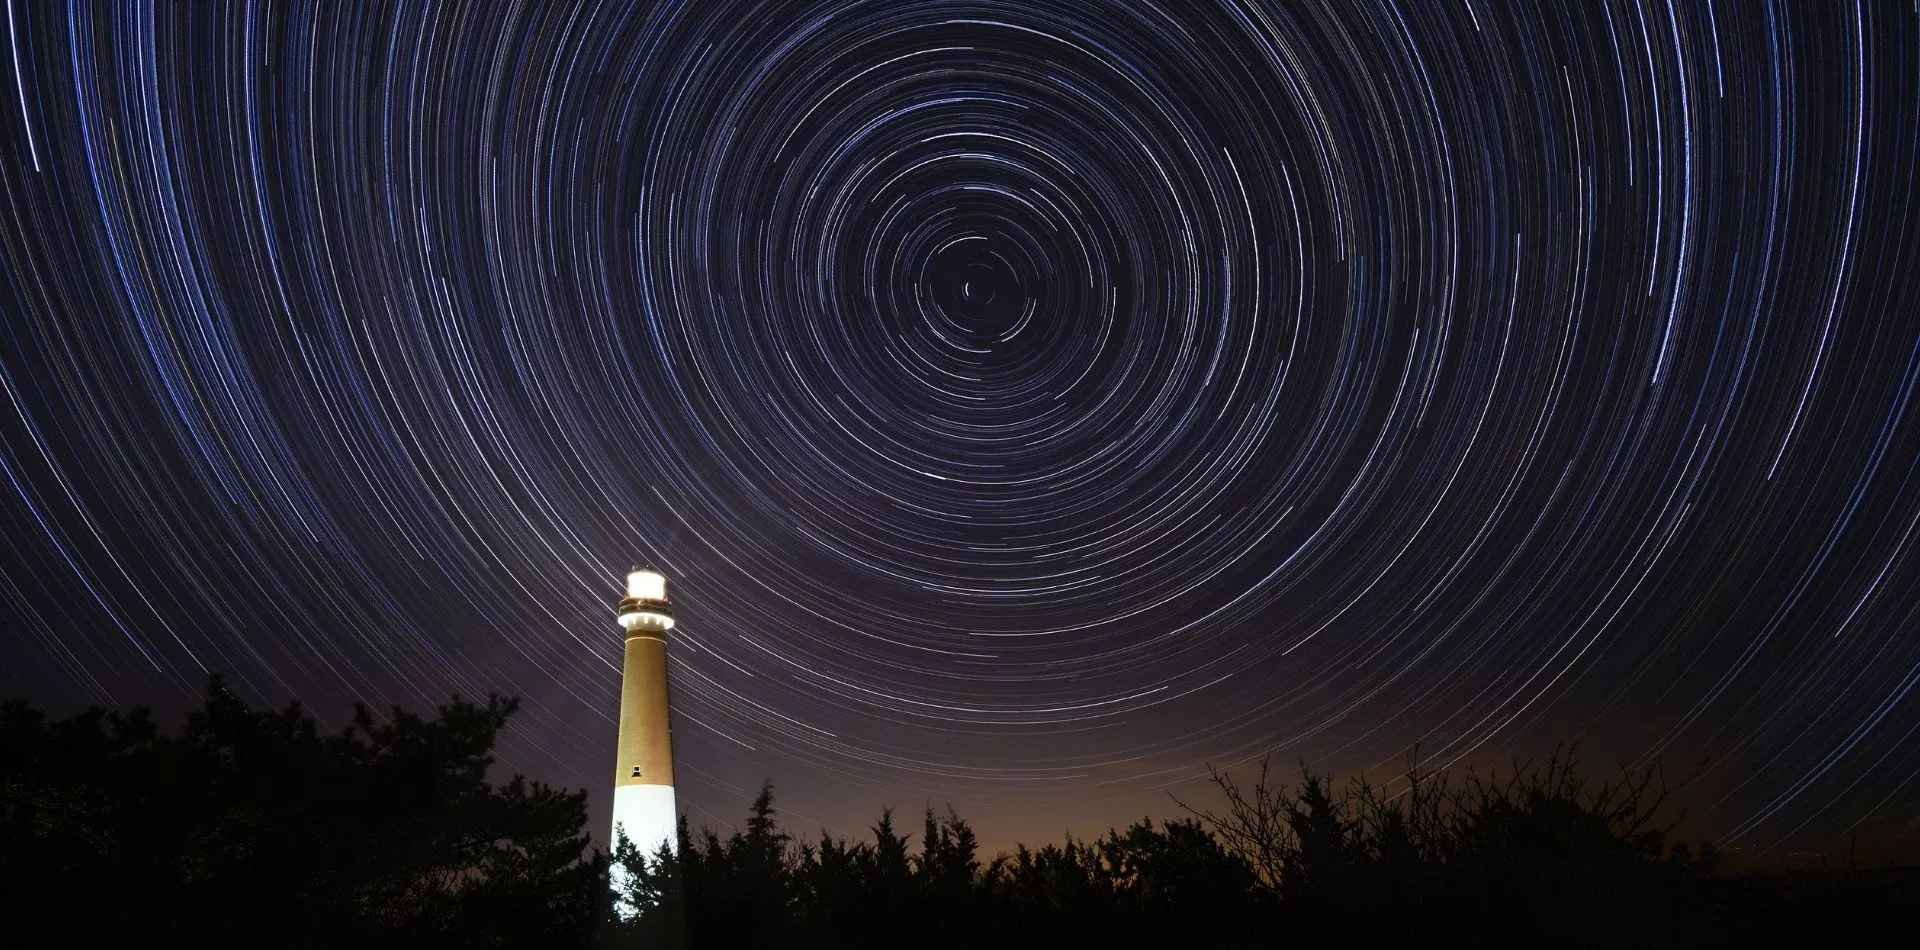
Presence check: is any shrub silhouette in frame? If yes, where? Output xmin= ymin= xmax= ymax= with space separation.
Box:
xmin=1173 ymin=748 xmax=1723 ymax=947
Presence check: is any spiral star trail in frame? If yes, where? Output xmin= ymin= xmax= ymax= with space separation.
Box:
xmin=3 ymin=0 xmax=1919 ymax=858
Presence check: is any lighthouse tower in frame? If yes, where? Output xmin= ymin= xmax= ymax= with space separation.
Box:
xmin=611 ymin=567 xmax=678 ymax=875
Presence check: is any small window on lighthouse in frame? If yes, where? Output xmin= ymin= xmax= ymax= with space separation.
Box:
xmin=631 ymin=766 xmax=642 ymax=777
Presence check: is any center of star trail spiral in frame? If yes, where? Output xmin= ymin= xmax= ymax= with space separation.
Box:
xmin=1 ymin=0 xmax=1918 ymax=854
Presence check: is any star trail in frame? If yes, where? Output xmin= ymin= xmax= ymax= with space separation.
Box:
xmin=3 ymin=0 xmax=1919 ymax=858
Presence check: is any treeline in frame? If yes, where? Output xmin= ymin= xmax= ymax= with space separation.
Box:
xmin=608 ymin=749 xmax=1915 ymax=948
xmin=3 ymin=680 xmax=1913 ymax=947
xmin=612 ymin=792 xmax=1274 ymax=948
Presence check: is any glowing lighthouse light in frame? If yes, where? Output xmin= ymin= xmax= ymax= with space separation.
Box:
xmin=627 ymin=569 xmax=666 ymax=602
xmin=610 ymin=565 xmax=678 ymax=917
xmin=618 ymin=569 xmax=675 ymax=631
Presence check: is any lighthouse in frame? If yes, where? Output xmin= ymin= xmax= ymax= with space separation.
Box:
xmin=611 ymin=566 xmax=678 ymax=885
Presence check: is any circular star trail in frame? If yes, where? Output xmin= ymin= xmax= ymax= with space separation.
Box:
xmin=3 ymin=1 xmax=1918 ymax=855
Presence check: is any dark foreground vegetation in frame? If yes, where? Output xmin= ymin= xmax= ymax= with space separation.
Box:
xmin=3 ymin=680 xmax=1913 ymax=948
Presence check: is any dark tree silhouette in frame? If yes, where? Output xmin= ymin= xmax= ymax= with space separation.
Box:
xmin=0 ymin=676 xmax=602 ymax=947
xmin=604 ymin=827 xmax=687 ymax=948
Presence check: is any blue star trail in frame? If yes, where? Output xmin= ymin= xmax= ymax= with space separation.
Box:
xmin=3 ymin=1 xmax=1918 ymax=858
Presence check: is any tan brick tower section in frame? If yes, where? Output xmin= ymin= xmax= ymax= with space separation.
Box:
xmin=615 ymin=621 xmax=674 ymax=788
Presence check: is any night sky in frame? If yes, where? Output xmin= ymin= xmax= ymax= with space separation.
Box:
xmin=3 ymin=1 xmax=1919 ymax=861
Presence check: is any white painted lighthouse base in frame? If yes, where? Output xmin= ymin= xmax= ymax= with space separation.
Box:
xmin=611 ymin=783 xmax=679 ymax=858
xmin=610 ymin=784 xmax=679 ymax=918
